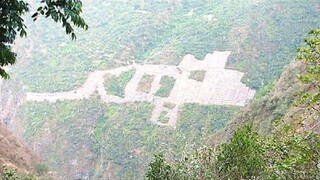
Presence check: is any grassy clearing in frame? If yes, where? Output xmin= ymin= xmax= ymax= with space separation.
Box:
xmin=136 ymin=74 xmax=155 ymax=93
xmin=155 ymin=76 xmax=176 ymax=97
xmin=189 ymin=70 xmax=206 ymax=82
xmin=158 ymin=111 xmax=169 ymax=123
xmin=104 ymin=69 xmax=135 ymax=97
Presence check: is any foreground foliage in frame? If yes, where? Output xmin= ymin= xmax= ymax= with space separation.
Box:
xmin=296 ymin=28 xmax=320 ymax=113
xmin=1 ymin=166 xmax=36 ymax=180
xmin=0 ymin=0 xmax=87 ymax=78
xmin=146 ymin=125 xmax=320 ymax=180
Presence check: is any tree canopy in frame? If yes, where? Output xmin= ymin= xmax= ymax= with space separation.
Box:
xmin=296 ymin=28 xmax=320 ymax=113
xmin=146 ymin=124 xmax=320 ymax=180
xmin=0 ymin=0 xmax=88 ymax=79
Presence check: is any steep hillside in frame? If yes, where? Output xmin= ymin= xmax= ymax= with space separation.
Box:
xmin=0 ymin=124 xmax=40 ymax=178
xmin=1 ymin=0 xmax=319 ymax=179
xmin=145 ymin=30 xmax=320 ymax=180
xmin=212 ymin=44 xmax=319 ymax=145
xmin=210 ymin=61 xmax=302 ymax=143
xmin=7 ymin=0 xmax=320 ymax=92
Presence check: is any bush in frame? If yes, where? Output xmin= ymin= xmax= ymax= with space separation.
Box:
xmin=2 ymin=166 xmax=36 ymax=180
xmin=145 ymin=154 xmax=173 ymax=180
xmin=146 ymin=125 xmax=320 ymax=180
xmin=216 ymin=125 xmax=265 ymax=179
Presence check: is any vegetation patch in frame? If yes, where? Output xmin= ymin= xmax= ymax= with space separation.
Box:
xmin=2 ymin=166 xmax=37 ymax=180
xmin=158 ymin=111 xmax=169 ymax=123
xmin=137 ymin=74 xmax=155 ymax=93
xmin=176 ymin=104 xmax=240 ymax=146
xmin=163 ymin=102 xmax=176 ymax=109
xmin=146 ymin=125 xmax=320 ymax=180
xmin=104 ymin=69 xmax=135 ymax=97
xmin=155 ymin=76 xmax=176 ymax=97
xmin=34 ymin=163 xmax=49 ymax=176
xmin=16 ymin=97 xmax=238 ymax=179
xmin=189 ymin=70 xmax=206 ymax=82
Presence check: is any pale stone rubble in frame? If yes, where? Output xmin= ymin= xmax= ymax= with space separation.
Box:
xmin=26 ymin=51 xmax=256 ymax=128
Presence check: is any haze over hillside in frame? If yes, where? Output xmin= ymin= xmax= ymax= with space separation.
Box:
xmin=0 ymin=0 xmax=320 ymax=179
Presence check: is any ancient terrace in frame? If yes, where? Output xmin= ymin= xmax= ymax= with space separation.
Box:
xmin=26 ymin=51 xmax=256 ymax=128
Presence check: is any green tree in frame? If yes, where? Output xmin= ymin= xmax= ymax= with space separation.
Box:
xmin=216 ymin=125 xmax=265 ymax=179
xmin=296 ymin=28 xmax=320 ymax=113
xmin=264 ymin=122 xmax=320 ymax=179
xmin=145 ymin=125 xmax=320 ymax=180
xmin=0 ymin=0 xmax=88 ymax=79
xmin=146 ymin=154 xmax=173 ymax=180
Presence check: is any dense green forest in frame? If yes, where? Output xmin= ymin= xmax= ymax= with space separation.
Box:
xmin=1 ymin=0 xmax=320 ymax=179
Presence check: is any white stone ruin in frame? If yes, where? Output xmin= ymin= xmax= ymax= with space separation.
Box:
xmin=26 ymin=51 xmax=256 ymax=128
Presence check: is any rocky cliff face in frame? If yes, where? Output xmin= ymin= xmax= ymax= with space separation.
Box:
xmin=0 ymin=79 xmax=49 ymax=178
xmin=0 ymin=124 xmax=38 ymax=176
xmin=0 ymin=78 xmax=25 ymax=127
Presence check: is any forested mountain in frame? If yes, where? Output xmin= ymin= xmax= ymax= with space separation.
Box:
xmin=0 ymin=0 xmax=319 ymax=179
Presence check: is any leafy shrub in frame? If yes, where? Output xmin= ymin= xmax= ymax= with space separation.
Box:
xmin=146 ymin=154 xmax=173 ymax=180
xmin=2 ymin=166 xmax=36 ymax=180
xmin=146 ymin=125 xmax=320 ymax=180
xmin=2 ymin=167 xmax=17 ymax=180
xmin=216 ymin=126 xmax=265 ymax=179
xmin=296 ymin=28 xmax=320 ymax=112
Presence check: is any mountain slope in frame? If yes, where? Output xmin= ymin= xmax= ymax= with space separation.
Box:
xmin=0 ymin=124 xmax=39 ymax=177
xmin=212 ymin=60 xmax=319 ymax=145
xmin=145 ymin=30 xmax=320 ymax=179
xmin=1 ymin=0 xmax=320 ymax=179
